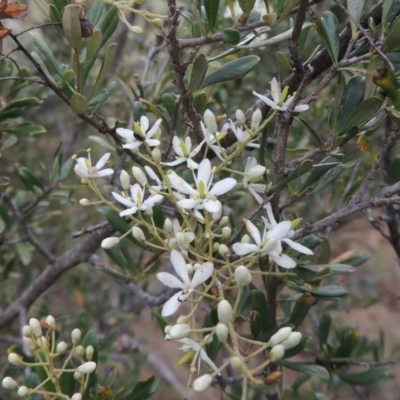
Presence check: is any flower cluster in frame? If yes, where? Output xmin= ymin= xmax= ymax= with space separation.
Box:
xmin=71 ymin=83 xmax=313 ymax=394
xmin=2 ymin=316 xmax=96 ymax=399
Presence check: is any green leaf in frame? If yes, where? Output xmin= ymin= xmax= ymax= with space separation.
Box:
xmin=384 ymin=15 xmax=400 ymax=52
xmin=121 ymin=376 xmax=159 ymax=400
xmin=298 ymin=160 xmax=337 ymax=192
xmin=347 ymin=0 xmax=365 ymax=37
xmin=239 ymin=0 xmax=256 ymax=14
xmin=337 ymin=366 xmax=391 ymax=386
xmin=318 ymin=313 xmax=331 ymax=349
xmin=90 ymin=43 xmax=117 ymax=99
xmin=279 ymin=360 xmax=330 ymax=380
xmin=31 ymin=51 xmax=56 ymax=85
xmin=161 ymin=93 xmax=176 ymax=117
xmin=49 ymin=4 xmax=64 ymax=34
xmin=382 ymin=0 xmax=400 ymax=34
xmin=70 ymin=93 xmax=88 ymax=114
xmin=59 ymin=360 xmax=76 ymax=397
xmin=251 ymin=290 xmax=271 ymax=332
xmin=2 ymin=135 xmax=17 ymax=150
xmin=312 ymin=163 xmax=346 ymax=193
xmin=35 ymin=350 xmax=57 ymax=392
xmin=276 ymin=51 xmax=293 ymax=71
xmin=53 ymin=0 xmax=68 ymax=14
xmin=87 ymin=0 xmax=104 ymax=26
xmin=392 ymin=155 xmax=400 ymax=182
xmin=62 ymin=5 xmax=82 ymax=50
xmin=2 ymin=97 xmax=42 ymax=112
xmin=288 ymin=283 xmax=348 ymax=298
xmin=222 ymin=28 xmax=241 ymax=45
xmin=204 ymin=0 xmax=220 ymax=32
xmin=193 ymin=90 xmax=208 ymax=114
xmin=13 ymin=124 xmax=46 ymax=136
xmin=270 ymin=159 xmax=313 ymax=190
xmin=85 ymin=29 xmax=103 ymax=61
xmin=316 ymin=11 xmax=340 ymax=64
xmin=18 ymin=166 xmax=44 ymax=191
xmin=200 ymin=55 xmax=260 ymax=88
xmin=287 ymin=295 xmax=312 ymax=329
xmin=88 ymin=88 xmax=109 ymax=107
xmin=188 ymin=53 xmax=208 ymax=93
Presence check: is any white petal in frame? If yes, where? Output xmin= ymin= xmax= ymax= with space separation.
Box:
xmin=94 ymin=168 xmax=114 ymax=177
xmin=244 ymin=219 xmax=261 ymax=246
xmin=161 ymin=292 xmax=183 ymax=317
xmin=146 ymin=118 xmax=162 ymax=138
xmin=270 ymin=252 xmax=297 ymax=269
xmin=111 ymin=192 xmax=135 ymax=208
xmin=95 ymin=153 xmax=110 ymax=169
xmin=265 ymin=202 xmax=277 ymax=227
xmin=122 ymin=142 xmax=142 ymax=150
xmin=157 ymin=272 xmax=185 ymax=289
xmin=270 ymin=77 xmax=281 ymax=103
xmin=169 ymin=172 xmax=197 ymax=195
xmin=116 ymin=128 xmax=134 ymax=140
xmin=178 ymin=198 xmax=201 ymax=210
xmin=209 ymin=178 xmax=237 ymax=196
xmin=199 ymin=348 xmax=219 ymax=372
xmin=119 ymin=207 xmax=138 ymax=216
xmin=146 ymin=139 xmax=161 ymax=147
xmin=253 ymin=90 xmax=277 ymax=110
xmin=187 ymin=158 xmax=199 ymax=170
xmin=194 ymin=209 xmax=205 ymax=223
xmin=191 ymin=262 xmax=213 ymax=287
xmin=197 ymin=159 xmax=212 ymax=186
xmin=294 ymin=104 xmax=310 ymax=112
xmin=203 ymin=199 xmax=221 ymax=213
xmin=282 ymin=238 xmax=313 ymax=255
xmin=268 ymin=221 xmax=292 ymax=240
xmin=162 ymin=159 xmax=185 ymax=167
xmin=145 ymin=194 xmax=164 ymax=206
xmin=140 ymin=116 xmax=149 ymax=132
xmin=232 ymin=242 xmax=260 ymax=256
xmin=170 ymin=250 xmax=190 ymax=284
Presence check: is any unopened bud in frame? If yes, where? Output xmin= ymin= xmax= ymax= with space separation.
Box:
xmin=215 ymin=323 xmax=229 ymax=342
xmin=46 ymin=315 xmax=56 ymax=330
xmin=251 ymin=109 xmax=262 ymax=130
xmin=71 ymin=328 xmax=81 ymax=345
xmin=74 ymin=345 xmax=85 ymax=357
xmin=79 ymin=198 xmax=92 ymax=206
xmin=235 ymin=266 xmax=250 ymax=287
xmin=29 ymin=318 xmax=42 ymax=337
xmin=151 ymin=18 xmax=163 ymax=29
xmin=269 ymin=344 xmax=285 ymax=361
xmin=152 ymin=148 xmax=162 ymax=164
xmin=163 ymin=218 xmax=173 ymax=232
xmin=291 ymin=218 xmax=302 ymax=230
xmin=77 ymin=361 xmax=97 ymax=374
xmin=86 ymin=345 xmax=94 ymax=360
xmin=176 ymin=232 xmax=191 ymax=250
xmin=22 ymin=325 xmax=32 ymax=337
xmin=235 ymin=109 xmax=245 ymax=125
xmin=186 ymin=263 xmax=194 ymax=274
xmin=247 ymin=164 xmax=266 ymax=179
xmin=56 ymin=341 xmax=67 ymax=354
xmin=218 ymin=300 xmax=233 ymax=324
xmin=242 ymin=234 xmax=251 ymax=243
xmin=101 ymin=237 xmax=119 ymax=249
xmin=17 ymin=386 xmax=29 ymax=397
xmin=169 ymin=324 xmax=191 ymax=340
xmin=230 ymin=356 xmax=243 ymax=371
xmin=193 ymin=374 xmax=212 ymax=392
xmin=204 ymin=109 xmax=218 ymax=134
xmin=120 ymin=170 xmax=130 ymax=190
xmin=281 ymin=332 xmax=302 ymax=349
xmin=23 ymin=337 xmax=36 ymax=351
xmin=221 ymin=226 xmax=231 ymax=239
xmin=212 ymin=242 xmax=220 ymax=252
xmin=164 ymin=325 xmax=171 ymax=335
xmin=132 ymin=167 xmax=148 ymax=185
xmin=8 ymin=353 xmax=23 ymax=366
xmin=129 ymin=25 xmax=144 ymax=35
xmin=74 ymin=371 xmax=83 ymax=380
xmin=218 ymin=244 xmax=229 ymax=257
xmin=132 ymin=226 xmax=146 ymax=241
xmin=71 ymin=394 xmax=83 ymax=400
xmin=2 ymin=377 xmax=18 ymax=389
xmin=219 ymin=216 xmax=229 ymax=226
xmin=269 ymin=327 xmax=292 ymax=346
xmin=39 ymin=336 xmax=48 ymax=348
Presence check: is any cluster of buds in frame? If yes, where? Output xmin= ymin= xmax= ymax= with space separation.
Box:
xmin=2 ymin=316 xmax=97 ymax=399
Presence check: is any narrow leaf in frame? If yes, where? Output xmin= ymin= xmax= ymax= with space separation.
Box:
xmin=62 ymin=5 xmax=82 ymax=50
xmin=204 ymin=0 xmax=220 ymax=32
xmin=279 ymin=360 xmax=330 ymax=380
xmin=188 ymin=53 xmax=208 ymax=93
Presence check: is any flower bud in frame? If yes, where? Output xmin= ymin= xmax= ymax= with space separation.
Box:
xmin=221 ymin=226 xmax=231 ymax=239
xmin=218 ymin=300 xmax=233 ymax=324
xmin=132 ymin=167 xmax=148 ymax=185
xmin=74 ymin=345 xmax=85 ymax=357
xmin=291 ymin=218 xmax=302 ymax=230
xmin=186 ymin=263 xmax=194 ymax=274
xmin=151 ymin=18 xmax=163 ymax=29
xmin=86 ymin=345 xmax=94 ymax=360
xmin=241 ymin=234 xmax=251 ymax=243
xmin=23 ymin=337 xmax=36 ymax=351
xmin=215 ymin=323 xmax=229 ymax=342
xmin=71 ymin=328 xmax=81 ymax=345
xmin=235 ymin=266 xmax=250 ymax=287
xmin=247 ymin=165 xmax=266 ymax=179
xmin=212 ymin=242 xmax=220 ymax=252
xmin=130 ymin=25 xmax=144 ymax=35
xmin=218 ymin=244 xmax=229 ymax=257
xmin=79 ymin=198 xmax=92 ymax=206
xmin=204 ymin=109 xmax=218 ymax=134
xmin=74 ymin=371 xmax=83 ymax=380
xmin=46 ymin=315 xmax=56 ymax=330
xmin=193 ymin=374 xmax=212 ymax=392
xmin=56 ymin=341 xmax=67 ymax=354
xmin=235 ymin=109 xmax=246 ymax=125
xmin=101 ymin=237 xmax=119 ymax=249
xmin=8 ymin=353 xmax=23 ymax=366
xmin=39 ymin=336 xmax=48 ymax=348
xmin=71 ymin=394 xmax=82 ymax=400
xmin=219 ymin=216 xmax=229 ymax=226
xmin=77 ymin=361 xmax=97 ymax=374
xmin=29 ymin=318 xmax=42 ymax=337
xmin=269 ymin=327 xmax=292 ymax=346
xmin=132 ymin=226 xmax=146 ymax=241
xmin=176 ymin=232 xmax=191 ymax=250
xmin=269 ymin=344 xmax=285 ymax=361
xmin=230 ymin=356 xmax=244 ymax=371
xmin=152 ymin=148 xmax=162 ymax=164
xmin=281 ymin=332 xmax=302 ymax=349
xmin=2 ymin=377 xmax=18 ymax=389
xmin=22 ymin=325 xmax=32 ymax=337
xmin=18 ymin=386 xmax=29 ymax=397
xmin=120 ymin=170 xmax=130 ymax=190
xmin=251 ymin=109 xmax=262 ymax=130
xmin=164 ymin=325 xmax=171 ymax=334
xmin=169 ymin=324 xmax=191 ymax=340
xmin=163 ymin=218 xmax=173 ymax=232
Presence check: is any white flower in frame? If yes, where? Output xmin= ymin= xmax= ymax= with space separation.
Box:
xmin=166 ymin=219 xmax=195 ymax=252
xmin=116 ymin=116 xmax=162 ymax=150
xmin=112 ymin=184 xmax=164 ymax=217
xmin=157 ymin=250 xmax=214 ymax=316
xmin=229 ymin=120 xmax=260 ymax=148
xmin=74 ymin=152 xmax=114 ymax=179
xmin=168 ymin=159 xmax=237 ymax=223
xmin=201 ymin=112 xmax=226 ymax=161
xmin=144 ymin=166 xmax=165 ymax=194
xmin=176 ymin=338 xmax=219 ymax=373
xmin=253 ymin=78 xmax=309 ymax=113
xmin=232 ymin=203 xmax=313 ymax=269
xmin=243 ymin=157 xmax=266 ymax=204
xmin=162 ymin=136 xmax=205 ymax=169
